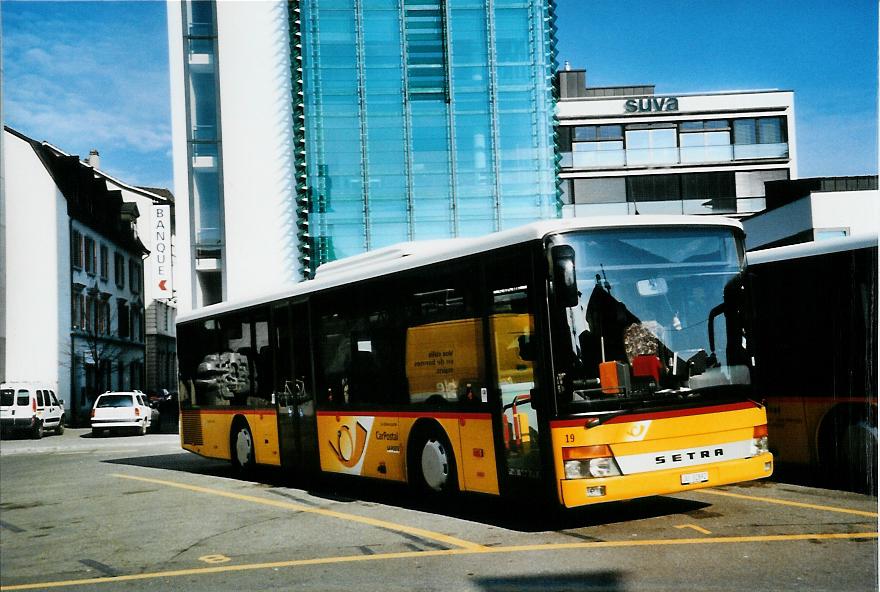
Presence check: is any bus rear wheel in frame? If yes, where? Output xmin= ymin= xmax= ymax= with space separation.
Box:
xmin=410 ymin=427 xmax=458 ymax=495
xmin=231 ymin=421 xmax=256 ymax=474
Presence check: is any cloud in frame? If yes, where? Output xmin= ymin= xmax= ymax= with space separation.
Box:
xmin=2 ymin=2 xmax=172 ymax=187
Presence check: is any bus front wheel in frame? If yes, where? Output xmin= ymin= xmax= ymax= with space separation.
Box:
xmin=231 ymin=421 xmax=256 ymax=474
xmin=410 ymin=426 xmax=458 ymax=495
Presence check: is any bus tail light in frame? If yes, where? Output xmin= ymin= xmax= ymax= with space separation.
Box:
xmin=751 ymin=424 xmax=769 ymax=456
xmin=32 ymin=398 xmax=37 ymax=413
xmin=563 ymin=445 xmax=622 ymax=479
xmin=135 ymin=407 xmax=141 ymax=417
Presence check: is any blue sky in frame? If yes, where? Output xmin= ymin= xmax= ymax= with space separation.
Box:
xmin=2 ymin=0 xmax=877 ymax=190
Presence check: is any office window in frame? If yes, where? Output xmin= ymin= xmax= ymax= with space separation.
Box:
xmin=573 ymin=177 xmax=627 ymax=204
xmin=571 ymin=125 xmax=625 ymax=168
xmin=736 ymin=117 xmax=787 ymax=144
xmin=625 ymin=125 xmax=678 ymax=165
xmin=680 ymin=120 xmax=732 ymax=163
xmin=733 ymin=117 xmax=788 ymax=159
xmin=627 ymin=174 xmax=681 ymax=201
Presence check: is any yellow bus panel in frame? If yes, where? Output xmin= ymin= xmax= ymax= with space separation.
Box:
xmin=316 ymin=412 xmax=500 ymax=495
xmin=550 ymin=402 xmax=772 ymax=507
xmin=180 ymin=409 xmax=281 ymax=466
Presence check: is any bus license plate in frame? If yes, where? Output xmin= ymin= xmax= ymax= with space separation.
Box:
xmin=681 ymin=471 xmax=709 ymax=485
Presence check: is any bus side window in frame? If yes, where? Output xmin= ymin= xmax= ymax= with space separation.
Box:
xmin=402 ymin=263 xmax=486 ymax=409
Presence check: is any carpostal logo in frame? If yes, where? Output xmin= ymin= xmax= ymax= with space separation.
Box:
xmin=329 ymin=421 xmax=369 ymax=468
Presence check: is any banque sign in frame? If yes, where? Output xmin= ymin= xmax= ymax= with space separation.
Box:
xmin=625 ymin=97 xmax=680 ymax=113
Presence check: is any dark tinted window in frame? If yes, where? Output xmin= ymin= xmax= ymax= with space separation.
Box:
xmin=16 ymin=390 xmax=29 ymax=406
xmin=97 ymin=395 xmax=135 ymax=408
xmin=36 ymin=390 xmax=45 ymax=407
xmin=1 ymin=389 xmax=13 ymax=406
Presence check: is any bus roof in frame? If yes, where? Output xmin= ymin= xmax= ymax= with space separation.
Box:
xmin=748 ymin=233 xmax=878 ymax=266
xmin=178 ymin=215 xmax=743 ymax=324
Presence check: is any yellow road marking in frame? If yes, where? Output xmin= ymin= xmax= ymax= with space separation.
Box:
xmin=675 ymin=524 xmax=712 ymax=535
xmin=1 ymin=532 xmax=876 ymax=591
xmin=112 ymin=473 xmax=485 ymax=551
xmin=699 ymin=488 xmax=879 ymax=518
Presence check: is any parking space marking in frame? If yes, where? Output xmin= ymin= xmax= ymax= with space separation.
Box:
xmin=1 ymin=531 xmax=876 ymax=591
xmin=675 ymin=524 xmax=712 ymax=535
xmin=699 ymin=488 xmax=879 ymax=518
xmin=112 ymin=473 xmax=485 ymax=551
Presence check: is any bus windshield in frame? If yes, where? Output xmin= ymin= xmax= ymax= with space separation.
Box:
xmin=548 ymin=226 xmax=751 ymax=414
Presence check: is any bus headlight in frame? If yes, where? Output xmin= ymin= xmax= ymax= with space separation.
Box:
xmin=750 ymin=425 xmax=769 ymax=456
xmin=562 ymin=445 xmax=622 ymax=479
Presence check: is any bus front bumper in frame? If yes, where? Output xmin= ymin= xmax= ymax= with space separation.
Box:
xmin=559 ymin=453 xmax=773 ymax=508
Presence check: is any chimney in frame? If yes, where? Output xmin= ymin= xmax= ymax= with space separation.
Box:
xmin=87 ymin=149 xmax=100 ymax=169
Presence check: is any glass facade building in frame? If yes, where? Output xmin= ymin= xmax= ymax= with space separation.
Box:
xmin=298 ymin=0 xmax=558 ymax=270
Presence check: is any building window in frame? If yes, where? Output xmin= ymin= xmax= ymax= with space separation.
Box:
xmin=97 ymin=296 xmax=111 ymax=335
xmin=99 ymin=245 xmax=109 ymax=280
xmin=84 ymin=292 xmax=96 ymax=333
xmin=733 ymin=117 xmax=788 ymax=159
xmin=117 ymin=299 xmax=130 ymax=339
xmin=404 ymin=0 xmax=447 ymax=101
xmin=114 ymin=253 xmax=125 ymax=288
xmin=815 ymin=228 xmax=849 ymax=241
xmin=572 ymin=177 xmax=627 ymax=204
xmin=679 ymin=120 xmax=732 ymax=163
xmin=72 ymin=231 xmax=83 ymax=269
xmin=72 ymin=289 xmax=85 ymax=330
xmin=625 ymin=124 xmax=678 ymax=166
xmin=84 ymin=237 xmax=97 ymax=275
xmin=570 ymin=125 xmax=625 ymax=168
xmin=129 ymin=259 xmax=141 ymax=294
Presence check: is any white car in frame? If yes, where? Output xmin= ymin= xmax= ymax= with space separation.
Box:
xmin=0 ymin=382 xmax=65 ymax=439
xmin=91 ymin=391 xmax=155 ymax=436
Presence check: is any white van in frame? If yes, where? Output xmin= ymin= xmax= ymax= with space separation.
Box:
xmin=0 ymin=382 xmax=65 ymax=439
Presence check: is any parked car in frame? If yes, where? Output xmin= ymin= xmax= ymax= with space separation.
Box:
xmin=91 ymin=391 xmax=156 ymax=436
xmin=0 ymin=382 xmax=65 ymax=439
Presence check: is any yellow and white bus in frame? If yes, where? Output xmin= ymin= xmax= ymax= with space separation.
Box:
xmin=749 ymin=234 xmax=877 ymax=493
xmin=176 ymin=217 xmax=772 ymax=508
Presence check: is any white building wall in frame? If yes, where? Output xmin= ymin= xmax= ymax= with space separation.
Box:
xmin=810 ymin=191 xmax=879 ymax=236
xmin=744 ymin=190 xmax=880 ymax=249
xmin=3 ymin=132 xmax=71 ymax=405
xmin=215 ymin=1 xmax=299 ymax=301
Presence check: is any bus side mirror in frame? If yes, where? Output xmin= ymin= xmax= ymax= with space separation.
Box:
xmin=551 ymin=245 xmax=579 ymax=308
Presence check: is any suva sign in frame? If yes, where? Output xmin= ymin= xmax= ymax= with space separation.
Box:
xmin=625 ymin=97 xmax=680 ymax=113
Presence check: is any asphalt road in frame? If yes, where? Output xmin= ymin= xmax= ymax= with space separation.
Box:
xmin=0 ymin=428 xmax=877 ymax=592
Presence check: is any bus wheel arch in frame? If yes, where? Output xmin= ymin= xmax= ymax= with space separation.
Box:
xmin=817 ymin=403 xmax=878 ymax=493
xmin=230 ymin=416 xmax=256 ymax=474
xmin=407 ymin=420 xmax=459 ymax=495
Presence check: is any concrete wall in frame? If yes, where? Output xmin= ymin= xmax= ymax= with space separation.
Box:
xmin=215 ymin=1 xmax=298 ymax=301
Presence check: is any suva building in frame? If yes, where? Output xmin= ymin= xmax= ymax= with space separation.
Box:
xmin=167 ymin=0 xmax=559 ymax=311
xmin=555 ymin=66 xmax=797 ymax=219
